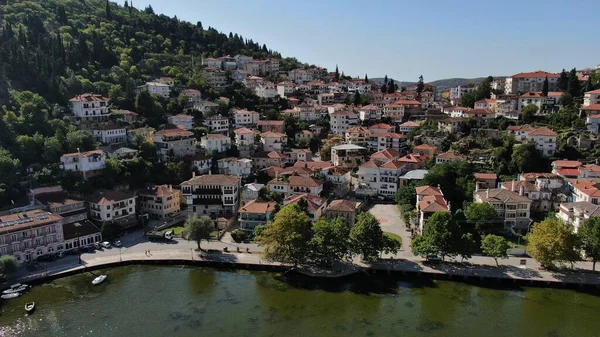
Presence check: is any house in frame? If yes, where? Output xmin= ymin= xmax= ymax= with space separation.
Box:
xmin=69 ymin=93 xmax=110 ymax=123
xmin=474 ymin=98 xmax=497 ymax=112
xmin=435 ymin=152 xmax=466 ymax=165
xmin=579 ymin=164 xmax=600 ymax=179
xmin=252 ymin=151 xmax=287 ymax=170
xmin=201 ymin=134 xmax=231 ymax=154
xmin=473 ymin=188 xmax=532 ymax=231
xmin=257 ymin=120 xmax=285 ymax=134
xmin=277 ymin=81 xmax=295 ymax=98
xmin=370 ymin=149 xmax=401 ymax=164
xmin=153 ymin=129 xmax=196 ymax=162
xmin=585 ymin=112 xmax=600 ymax=134
xmin=217 ymin=158 xmax=252 ymax=178
xmin=138 ymin=185 xmax=181 ymax=220
xmin=90 ymin=123 xmax=127 ymax=147
xmin=369 ymin=123 xmax=395 ymax=134
xmin=413 ymin=144 xmax=437 ymax=158
xmin=294 ymin=104 xmax=318 ymax=121
xmin=325 ymin=200 xmax=357 ymax=226
xmin=234 ymin=127 xmax=257 ymax=157
xmin=202 ymin=115 xmax=230 ymax=134
xmin=181 ymin=89 xmax=202 ymax=104
xmin=283 ymin=194 xmax=326 ymax=221
xmin=583 ymin=88 xmax=600 ymax=106
xmin=505 ymin=71 xmax=559 ymax=94
xmin=474 ymin=173 xmax=497 ymax=190
xmin=168 ymin=114 xmax=194 ymax=131
xmin=497 ymin=110 xmax=521 ymax=120
xmin=238 ymin=200 xmax=277 ymax=234
xmin=330 ymin=110 xmax=360 ymax=135
xmin=255 ymin=82 xmax=278 ymax=99
xmin=295 ymin=130 xmax=313 ymax=143
xmin=202 ymin=67 xmax=229 ymax=91
xmin=398 ymin=121 xmax=421 ymax=134
xmin=331 ymin=144 xmax=367 ymax=168
xmin=181 ymin=174 xmax=240 ymax=225
xmin=259 ymin=131 xmax=287 ymax=152
xmin=463 ymin=109 xmax=496 ymax=123
xmin=62 ymin=220 xmax=102 ymax=254
xmin=193 ymin=100 xmax=220 ymax=115
xmin=268 ymin=175 xmax=323 ymax=197
xmin=416 ymin=186 xmax=450 ymax=233
xmin=356 ymin=159 xmax=406 ymax=199
xmin=569 ymin=180 xmax=600 ymax=203
xmin=288 ymin=148 xmax=312 ymax=162
xmin=503 ymin=173 xmax=565 ymax=211
xmin=240 ymin=183 xmax=264 ymax=204
xmin=31 ymin=187 xmax=88 ymax=226
xmin=112 ymin=147 xmax=138 ymax=159
xmin=293 ymin=161 xmax=335 ymax=173
xmin=399 ymin=169 xmax=429 ymax=186
xmin=232 ymin=109 xmax=260 ymax=127
xmin=60 ymin=150 xmax=106 ymax=179
xmin=345 ymin=126 xmax=370 ymax=146
xmin=557 ymin=201 xmax=600 ymax=233
xmin=507 ymin=125 xmax=558 ymax=157
xmin=438 ymin=118 xmax=466 ymax=134
xmin=186 ymin=153 xmax=211 ymax=174
xmin=358 ymin=105 xmax=383 ymax=122
xmin=136 ymin=82 xmax=171 ymax=99
xmin=383 ymin=101 xmax=406 ymax=120
xmin=551 ymin=160 xmax=582 ymax=178
xmin=88 ymin=191 xmax=137 ymax=228
xmin=517 ymin=92 xmax=563 ymax=111
xmin=368 ymin=133 xmax=406 ymax=152
xmin=398 ymin=153 xmax=428 ymax=170
xmin=113 ymin=109 xmax=139 ymax=123
xmin=443 ymin=106 xmax=471 ymax=117
xmin=202 ymin=57 xmax=222 ymax=68
xmin=0 ymin=209 xmax=65 ymax=262
xmin=449 ymin=84 xmax=476 ymax=103
xmin=288 ymin=69 xmax=314 ymax=83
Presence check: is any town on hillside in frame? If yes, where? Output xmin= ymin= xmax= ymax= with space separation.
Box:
xmin=1 ymin=0 xmax=600 ymax=274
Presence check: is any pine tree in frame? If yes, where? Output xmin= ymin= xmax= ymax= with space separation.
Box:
xmin=585 ymin=77 xmax=594 ymax=93
xmin=542 ymin=76 xmax=549 ymax=97
xmin=557 ymin=69 xmax=569 ymax=91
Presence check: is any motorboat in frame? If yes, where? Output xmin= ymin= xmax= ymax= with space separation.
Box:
xmin=25 ymin=302 xmax=35 ymax=313
xmin=2 ymin=283 xmax=29 ymax=295
xmin=92 ymin=275 xmax=107 ymax=285
xmin=1 ymin=292 xmax=21 ymax=300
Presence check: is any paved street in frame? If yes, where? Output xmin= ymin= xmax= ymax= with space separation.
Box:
xmin=368 ymin=203 xmax=413 ymax=253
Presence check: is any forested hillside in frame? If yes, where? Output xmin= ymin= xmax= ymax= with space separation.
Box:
xmin=0 ymin=0 xmax=301 ymax=205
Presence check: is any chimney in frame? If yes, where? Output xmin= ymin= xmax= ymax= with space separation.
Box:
xmin=192 ymin=171 xmax=196 ymax=178
xmin=511 ymin=180 xmax=515 ymax=192
xmin=519 ymin=184 xmax=524 ymax=196
xmin=169 ymin=185 xmax=173 ymax=192
xmin=486 ymin=188 xmax=489 ymax=199
xmin=77 ymin=148 xmax=80 ymax=153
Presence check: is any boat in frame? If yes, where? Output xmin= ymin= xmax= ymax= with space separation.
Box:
xmin=92 ymin=275 xmax=107 ymax=285
xmin=25 ymin=302 xmax=35 ymax=313
xmin=1 ymin=292 xmax=21 ymax=300
xmin=2 ymin=283 xmax=29 ymax=295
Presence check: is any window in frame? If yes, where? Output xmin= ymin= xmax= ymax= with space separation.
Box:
xmin=24 ymin=241 xmax=30 ymax=248
xmin=23 ymin=231 xmax=29 ymax=238
xmin=12 ymin=243 xmax=19 ymax=252
xmin=0 ymin=236 xmax=5 ymax=245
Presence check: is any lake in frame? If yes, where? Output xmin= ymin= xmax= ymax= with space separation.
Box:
xmin=0 ymin=265 xmax=598 ymax=337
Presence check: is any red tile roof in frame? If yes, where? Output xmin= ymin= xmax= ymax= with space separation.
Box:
xmin=62 ymin=150 xmax=105 ymax=158
xmin=557 ymin=168 xmax=581 ymax=177
xmin=257 ymin=120 xmax=284 ymax=126
xmin=369 ymin=123 xmax=394 ymax=130
xmin=234 ymin=127 xmax=256 ymax=134
xmin=370 ymin=149 xmax=401 ymax=161
xmin=155 ymin=129 xmax=194 ymax=137
xmin=585 ymin=89 xmax=600 ymax=95
xmin=69 ymin=93 xmax=109 ymax=102
xmin=293 ymin=161 xmax=334 ymax=170
xmin=553 ymin=160 xmax=582 ymax=168
xmin=582 ymin=104 xmax=600 ymax=111
xmin=327 ymin=199 xmax=356 ymax=212
xmin=474 ymin=173 xmax=497 ymax=180
xmin=511 ymin=71 xmax=559 ymax=79
xmin=416 ymin=185 xmax=442 ymax=196
xmin=239 ymin=200 xmax=276 ymax=214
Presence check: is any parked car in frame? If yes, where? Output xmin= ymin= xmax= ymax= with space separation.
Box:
xmin=425 ymin=255 xmax=442 ymax=263
xmin=94 ymin=242 xmax=101 ymax=250
xmin=101 ymin=241 xmax=111 ymax=249
xmin=112 ymin=240 xmax=122 ymax=247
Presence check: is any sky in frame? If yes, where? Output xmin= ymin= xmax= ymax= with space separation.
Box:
xmin=131 ymin=0 xmax=600 ymax=82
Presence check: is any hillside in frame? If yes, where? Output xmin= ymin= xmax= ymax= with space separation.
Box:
xmin=372 ymin=77 xmax=503 ymax=91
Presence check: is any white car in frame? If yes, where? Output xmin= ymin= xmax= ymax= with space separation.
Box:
xmin=101 ymin=241 xmax=111 ymax=249
xmin=112 ymin=240 xmax=122 ymax=247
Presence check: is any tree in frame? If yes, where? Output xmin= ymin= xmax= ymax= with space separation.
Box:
xmin=411 ymin=235 xmax=436 ymax=257
xmin=416 ymin=75 xmax=424 ymax=98
xmin=464 ymin=202 xmax=501 ymax=232
xmin=557 ymin=69 xmax=569 ymax=91
xmin=395 ymin=184 xmax=416 ymax=207
xmin=105 ymin=0 xmax=112 ymax=19
xmin=567 ymin=68 xmax=581 ymax=98
xmin=349 ymin=212 xmax=386 ymax=262
xmin=309 ymin=217 xmax=350 ymax=266
xmin=421 ymin=160 xmax=475 ymax=212
xmin=0 ymin=255 xmax=18 ymax=274
xmin=511 ymin=143 xmax=544 ymax=173
xmin=353 ymin=91 xmax=361 ymax=106
xmin=579 ymin=217 xmax=600 ymax=271
xmin=382 ymin=234 xmax=401 ymax=255
xmin=421 ymin=212 xmax=462 ymax=260
xmin=101 ymin=222 xmax=119 ymax=241
xmin=521 ymin=104 xmax=538 ymax=124
xmin=541 ymin=76 xmax=549 ymax=97
xmin=257 ymin=204 xmax=312 ymax=265
xmin=480 ymin=234 xmax=509 ymax=266
xmin=459 ymin=233 xmax=478 ymax=262
xmin=183 ymin=216 xmax=213 ymax=250
xmin=527 ymin=218 xmax=579 ymax=268
xmin=380 ymin=83 xmax=387 ymax=93
xmin=364 ymin=73 xmax=369 ymax=83
xmin=334 ymin=65 xmax=340 ymax=82
xmin=384 ymin=75 xmax=388 ymax=85
xmin=387 ymin=79 xmax=395 ymax=93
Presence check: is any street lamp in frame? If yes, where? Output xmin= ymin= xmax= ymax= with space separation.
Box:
xmin=119 ymin=247 xmax=122 ymax=262
xmin=74 ymin=222 xmax=82 ymax=264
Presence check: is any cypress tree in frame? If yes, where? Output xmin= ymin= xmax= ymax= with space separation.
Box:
xmin=384 ymin=75 xmax=388 ymax=85
xmin=105 ymin=0 xmax=112 ymax=19
xmin=567 ymin=68 xmax=581 ymax=98
xmin=542 ymin=76 xmax=548 ymax=97
xmin=557 ymin=69 xmax=569 ymax=91
xmin=416 ymin=74 xmax=424 ymax=97
xmin=387 ymin=79 xmax=395 ymax=93
xmin=353 ymin=91 xmax=361 ymax=106
xmin=364 ymin=73 xmax=369 ymax=83
xmin=334 ymin=65 xmax=339 ymax=81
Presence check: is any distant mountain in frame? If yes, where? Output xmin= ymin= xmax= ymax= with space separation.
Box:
xmin=372 ymin=77 xmax=504 ymax=91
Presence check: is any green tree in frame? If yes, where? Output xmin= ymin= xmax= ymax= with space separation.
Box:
xmin=527 ymin=218 xmax=579 ymax=268
xmin=101 ymin=222 xmax=119 ymax=241
xmin=183 ymin=216 xmax=213 ymax=250
xmin=309 ymin=217 xmax=350 ymax=267
xmin=567 ymin=68 xmax=581 ymax=98
xmin=364 ymin=73 xmax=369 ymax=83
xmin=579 ymin=217 xmax=600 ymax=271
xmin=421 ymin=211 xmax=461 ymax=260
xmin=521 ymin=104 xmax=538 ymax=124
xmin=480 ymin=234 xmax=509 ymax=266
xmin=459 ymin=232 xmax=478 ymax=261
xmin=257 ymin=204 xmax=312 ymax=265
xmin=421 ymin=160 xmax=475 ymax=212
xmin=334 ymin=65 xmax=340 ymax=81
xmin=349 ymin=212 xmax=386 ymax=262
xmin=464 ymin=202 xmax=501 ymax=232
xmin=353 ymin=91 xmax=361 ymax=106
xmin=0 ymin=255 xmax=19 ymax=274
xmin=387 ymin=79 xmax=395 ymax=93
xmin=411 ymin=235 xmax=436 ymax=257
xmin=105 ymin=0 xmax=112 ymax=19
xmin=557 ymin=69 xmax=569 ymax=91
xmin=511 ymin=143 xmax=544 ymax=173
xmin=416 ymin=75 xmax=424 ymax=98
xmin=395 ymin=184 xmax=416 ymax=207
xmin=541 ymin=76 xmax=549 ymax=97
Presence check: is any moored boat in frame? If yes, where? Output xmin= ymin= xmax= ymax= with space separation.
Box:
xmin=1 ymin=292 xmax=21 ymax=300
xmin=2 ymin=283 xmax=29 ymax=295
xmin=92 ymin=274 xmax=107 ymax=285
xmin=25 ymin=302 xmax=35 ymax=313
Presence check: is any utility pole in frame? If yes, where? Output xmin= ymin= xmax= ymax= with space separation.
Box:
xmin=74 ymin=222 xmax=82 ymax=264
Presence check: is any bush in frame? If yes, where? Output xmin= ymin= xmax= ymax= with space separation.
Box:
xmin=231 ymin=229 xmax=246 ymax=243
xmin=0 ymin=255 xmax=19 ymax=274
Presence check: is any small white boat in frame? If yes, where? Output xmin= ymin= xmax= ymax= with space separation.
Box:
xmin=25 ymin=302 xmax=35 ymax=313
xmin=1 ymin=292 xmax=21 ymax=300
xmin=92 ymin=275 xmax=107 ymax=285
xmin=2 ymin=283 xmax=29 ymax=295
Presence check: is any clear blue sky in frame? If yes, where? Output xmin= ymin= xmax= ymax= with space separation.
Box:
xmin=131 ymin=0 xmax=600 ymax=82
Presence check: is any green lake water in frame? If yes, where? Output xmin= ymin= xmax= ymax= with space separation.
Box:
xmin=0 ymin=265 xmax=598 ymax=337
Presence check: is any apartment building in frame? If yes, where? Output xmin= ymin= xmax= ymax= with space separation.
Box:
xmin=217 ymin=157 xmax=252 ymax=178
xmin=202 ymin=115 xmax=230 ymax=134
xmin=88 ymin=191 xmax=137 ymax=228
xmin=238 ymin=200 xmax=277 ymax=234
xmin=259 ymin=131 xmax=287 ymax=152
xmin=345 ymin=126 xmax=370 ymax=146
xmin=91 ymin=124 xmax=127 ymax=146
xmin=517 ymin=92 xmax=562 ymax=111
xmin=356 ymin=159 xmax=406 ymax=199
xmin=202 ymin=67 xmax=229 ymax=91
xmin=60 ymin=150 xmax=106 ymax=179
xmin=168 ymin=114 xmax=194 ymax=131
xmin=584 ymin=89 xmax=600 ymax=106
xmin=232 ymin=109 xmax=260 ymax=127
xmin=234 ymin=127 xmax=257 ymax=157
xmin=505 ymin=71 xmax=559 ymax=94
xmin=473 ymin=188 xmax=532 ymax=231
xmin=181 ymin=174 xmax=240 ymax=221
xmin=368 ymin=133 xmax=406 ymax=152
xmin=153 ymin=129 xmax=196 ymax=162
xmin=507 ymin=125 xmax=558 ymax=156
xmin=137 ymin=185 xmax=181 ymax=220
xmin=330 ymin=110 xmax=359 ymax=135
xmin=201 ymin=134 xmax=231 ymax=154
xmin=331 ymin=144 xmax=367 ymax=168
xmin=251 ymin=151 xmax=286 ymax=170
xmin=69 ymin=93 xmax=110 ymax=123
xmin=136 ymin=82 xmax=171 ymax=99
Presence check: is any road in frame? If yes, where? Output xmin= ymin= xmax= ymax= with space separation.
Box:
xmin=367 ymin=204 xmax=413 ymax=253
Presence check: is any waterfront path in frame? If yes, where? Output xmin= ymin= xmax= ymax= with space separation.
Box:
xmin=8 ymin=229 xmax=600 ymax=287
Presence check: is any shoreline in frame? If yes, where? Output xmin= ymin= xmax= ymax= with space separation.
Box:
xmin=12 ymin=253 xmax=600 ymax=293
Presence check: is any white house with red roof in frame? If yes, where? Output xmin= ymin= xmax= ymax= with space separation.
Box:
xmin=435 ymin=152 xmax=466 ymax=165
xmin=200 ymin=134 xmax=231 ymax=154
xmin=356 ymin=158 xmax=407 ymax=199
xmin=584 ymin=88 xmax=600 ymax=106
xmin=268 ymin=175 xmax=323 ymax=197
xmin=60 ymin=150 xmax=106 ymax=179
xmin=358 ymin=105 xmax=383 ymax=122
xmin=283 ymin=194 xmax=326 ymax=221
xmin=505 ymin=71 xmax=559 ymax=94
xmin=259 ymin=131 xmax=287 ymax=152
xmin=518 ymin=91 xmax=563 ymax=111
xmin=232 ymin=109 xmax=260 ymax=127
xmin=69 ymin=93 xmax=110 ymax=122
xmin=585 ymin=111 xmax=600 ymax=134
xmin=330 ymin=110 xmax=359 ymax=135
xmin=168 ymin=114 xmax=194 ymax=131
xmin=234 ymin=127 xmax=257 ymax=156
xmin=398 ymin=121 xmax=421 ymax=134
xmin=474 ymin=98 xmax=497 ymax=112
xmin=368 ymin=132 xmax=406 ymax=152
xmin=507 ymin=125 xmax=557 ymax=157
xmin=415 ymin=185 xmax=450 ymax=233
xmin=443 ymin=106 xmax=471 ymax=117
xmin=570 ymin=180 xmax=600 ymax=204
